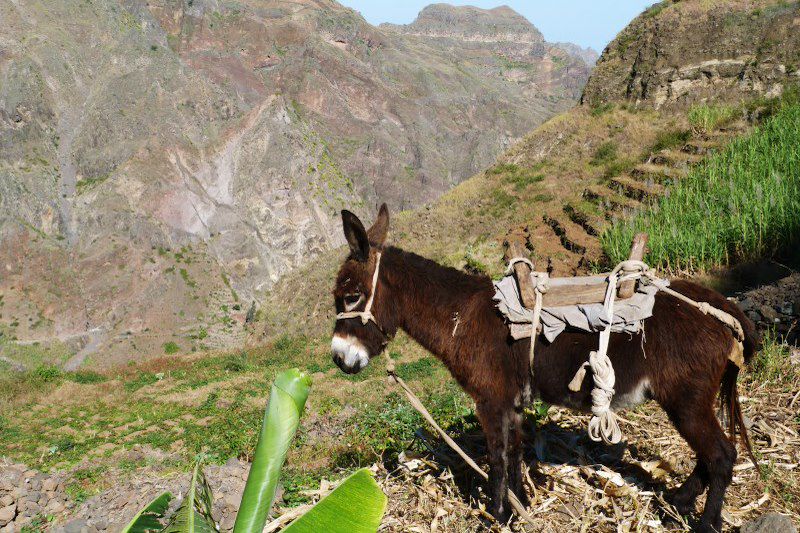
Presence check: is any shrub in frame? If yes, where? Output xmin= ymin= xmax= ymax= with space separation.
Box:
xmin=647 ymin=128 xmax=691 ymax=154
xmin=163 ymin=341 xmax=180 ymax=354
xmin=66 ymin=370 xmax=107 ymax=384
xmin=590 ymin=141 xmax=618 ymax=166
xmin=33 ymin=365 xmax=62 ymax=383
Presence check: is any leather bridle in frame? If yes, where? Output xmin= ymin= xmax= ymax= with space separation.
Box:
xmin=335 ymin=252 xmax=391 ymax=342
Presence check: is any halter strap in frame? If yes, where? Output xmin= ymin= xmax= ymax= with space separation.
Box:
xmin=336 ymin=252 xmax=382 ymax=326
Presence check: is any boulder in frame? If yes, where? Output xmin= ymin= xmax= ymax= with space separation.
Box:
xmin=741 ymin=513 xmax=797 ymax=533
xmin=0 ymin=504 xmax=16 ymax=526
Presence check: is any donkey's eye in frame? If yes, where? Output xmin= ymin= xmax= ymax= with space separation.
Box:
xmin=343 ymin=293 xmax=363 ymax=310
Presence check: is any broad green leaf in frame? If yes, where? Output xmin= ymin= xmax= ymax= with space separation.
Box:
xmin=283 ymin=469 xmax=387 ymax=533
xmin=120 ymin=491 xmax=173 ymax=533
xmin=233 ymin=368 xmax=311 ymax=533
xmin=162 ymin=462 xmax=218 ymax=533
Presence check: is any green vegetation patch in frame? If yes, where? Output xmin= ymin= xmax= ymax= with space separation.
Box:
xmin=603 ymin=101 xmax=800 ymax=272
xmin=646 ymin=128 xmax=691 ymax=155
xmin=590 ymin=141 xmax=618 ymax=166
xmin=688 ymin=104 xmax=738 ymax=133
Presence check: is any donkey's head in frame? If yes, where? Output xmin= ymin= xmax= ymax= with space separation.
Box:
xmin=330 ymin=204 xmax=393 ymax=374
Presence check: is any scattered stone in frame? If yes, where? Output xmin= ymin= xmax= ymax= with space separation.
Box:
xmin=737 ymin=297 xmax=754 ymax=312
xmin=61 ymin=518 xmax=90 ymax=533
xmin=741 ymin=513 xmax=797 ymax=533
xmin=0 ymin=504 xmax=16 ymax=526
xmin=758 ymin=304 xmax=780 ymax=322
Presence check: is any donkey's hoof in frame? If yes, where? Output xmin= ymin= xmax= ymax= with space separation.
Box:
xmin=491 ymin=506 xmax=512 ymax=525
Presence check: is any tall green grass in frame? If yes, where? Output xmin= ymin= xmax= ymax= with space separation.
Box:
xmin=602 ymin=103 xmax=800 ymax=272
xmin=688 ymin=104 xmax=738 ymax=133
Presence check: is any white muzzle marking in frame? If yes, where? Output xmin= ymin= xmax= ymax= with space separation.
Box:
xmin=331 ymin=334 xmax=370 ymax=372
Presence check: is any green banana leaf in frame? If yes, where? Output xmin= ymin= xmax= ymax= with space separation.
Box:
xmin=283 ymin=469 xmax=387 ymax=533
xmin=120 ymin=491 xmax=173 ymax=533
xmin=162 ymin=462 xmax=218 ymax=533
xmin=232 ymin=368 xmax=311 ymax=533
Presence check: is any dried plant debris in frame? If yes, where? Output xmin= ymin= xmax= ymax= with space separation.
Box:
xmin=373 ymin=372 xmax=799 ymax=532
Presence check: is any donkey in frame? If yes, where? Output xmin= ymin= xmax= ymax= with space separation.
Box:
xmin=331 ymin=205 xmax=759 ymax=532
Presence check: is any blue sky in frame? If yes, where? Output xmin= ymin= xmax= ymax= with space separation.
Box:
xmin=337 ymin=1 xmax=657 ymax=52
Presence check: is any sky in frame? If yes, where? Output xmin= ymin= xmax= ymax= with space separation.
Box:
xmin=337 ymin=1 xmax=657 ymax=53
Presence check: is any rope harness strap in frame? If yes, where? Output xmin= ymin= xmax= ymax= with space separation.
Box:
xmin=336 ymin=252 xmax=383 ymax=326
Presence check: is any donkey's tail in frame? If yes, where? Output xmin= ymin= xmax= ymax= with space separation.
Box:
xmin=719 ymin=308 xmax=760 ymax=468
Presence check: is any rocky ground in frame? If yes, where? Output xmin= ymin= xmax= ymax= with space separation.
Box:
xmin=0 ymin=455 xmax=249 ymax=532
xmin=730 ymin=271 xmax=800 ymax=345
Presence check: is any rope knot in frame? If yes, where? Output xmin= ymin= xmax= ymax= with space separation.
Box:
xmin=532 ymin=271 xmax=549 ymax=294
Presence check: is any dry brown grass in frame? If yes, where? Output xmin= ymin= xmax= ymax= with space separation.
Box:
xmin=371 ymin=340 xmax=800 ymax=532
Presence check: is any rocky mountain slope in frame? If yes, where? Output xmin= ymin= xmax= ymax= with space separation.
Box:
xmin=262 ymin=0 xmax=800 ymax=339
xmin=0 ymin=0 xmax=592 ymax=365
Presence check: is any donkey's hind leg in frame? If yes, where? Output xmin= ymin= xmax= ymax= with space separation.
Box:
xmin=476 ymin=400 xmax=512 ymax=523
xmin=671 ymin=461 xmax=708 ymax=515
xmin=666 ymin=402 xmax=736 ymax=533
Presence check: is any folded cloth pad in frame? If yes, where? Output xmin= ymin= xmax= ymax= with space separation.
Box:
xmin=493 ymin=274 xmax=662 ymax=342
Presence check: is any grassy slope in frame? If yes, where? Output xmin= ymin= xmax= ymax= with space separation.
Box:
xmin=603 ymin=92 xmax=800 ymax=271
xmin=0 ymin=332 xmax=476 ymax=507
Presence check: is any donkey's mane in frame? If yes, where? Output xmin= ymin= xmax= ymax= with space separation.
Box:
xmin=382 ymin=245 xmax=492 ymax=293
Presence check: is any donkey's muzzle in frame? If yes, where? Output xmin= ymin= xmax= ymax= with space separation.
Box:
xmin=331 ymin=334 xmax=370 ymax=374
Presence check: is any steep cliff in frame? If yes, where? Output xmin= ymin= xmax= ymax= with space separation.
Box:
xmin=582 ymin=0 xmax=800 ymax=107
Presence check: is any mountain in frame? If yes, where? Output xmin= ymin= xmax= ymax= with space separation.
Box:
xmin=0 ymin=0 xmax=593 ymax=364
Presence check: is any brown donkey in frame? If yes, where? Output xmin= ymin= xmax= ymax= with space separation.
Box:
xmin=331 ymin=205 xmax=759 ymax=532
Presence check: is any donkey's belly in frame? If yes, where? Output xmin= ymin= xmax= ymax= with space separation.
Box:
xmin=536 ymin=377 xmax=653 ymax=413
xmin=531 ymin=330 xmax=654 ymax=413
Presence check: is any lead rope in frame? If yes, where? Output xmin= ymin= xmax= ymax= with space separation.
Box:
xmin=384 ymin=354 xmax=537 ymax=527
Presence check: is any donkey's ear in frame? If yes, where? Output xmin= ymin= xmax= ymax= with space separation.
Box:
xmin=367 ymin=203 xmax=389 ymax=247
xmin=342 ymin=210 xmax=369 ymax=261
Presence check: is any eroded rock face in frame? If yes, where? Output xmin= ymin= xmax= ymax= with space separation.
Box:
xmin=0 ymin=1 xmax=592 ymax=361
xmin=582 ymin=1 xmax=800 ymax=108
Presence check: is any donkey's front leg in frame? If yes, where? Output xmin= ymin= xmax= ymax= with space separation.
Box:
xmin=507 ymin=405 xmax=530 ymax=507
xmin=477 ymin=400 xmax=511 ymax=523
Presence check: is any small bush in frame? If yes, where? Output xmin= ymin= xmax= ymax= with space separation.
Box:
xmin=589 ymin=102 xmax=614 ymax=117
xmin=163 ymin=342 xmax=180 ymax=354
xmin=647 ymin=128 xmax=691 ymax=154
xmin=590 ymin=141 xmax=618 ymax=166
xmin=222 ymin=353 xmax=249 ymax=372
xmin=66 ymin=370 xmax=107 ymax=384
xmin=34 ymin=365 xmax=62 ymax=383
